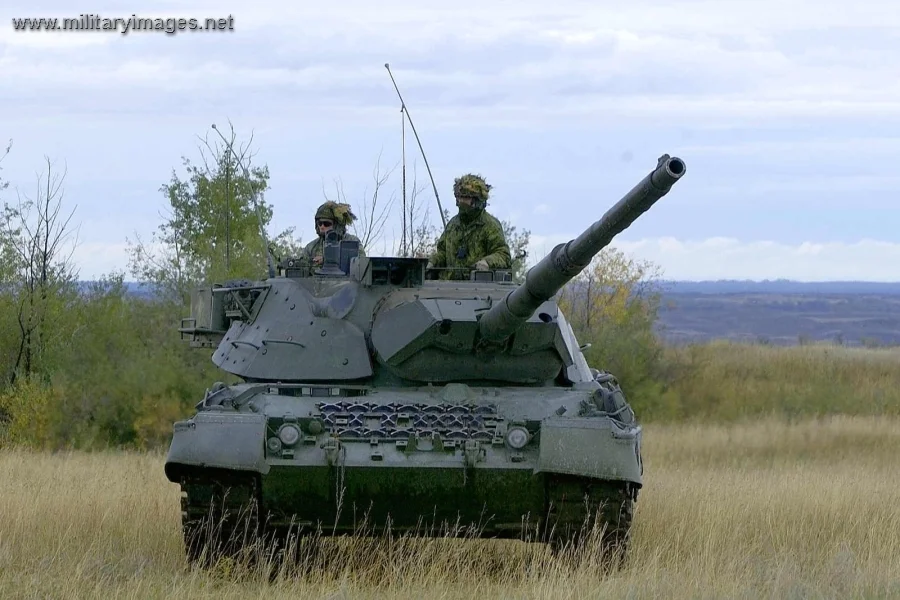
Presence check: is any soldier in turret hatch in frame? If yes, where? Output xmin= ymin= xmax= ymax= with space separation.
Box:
xmin=302 ymin=201 xmax=365 ymax=268
xmin=427 ymin=173 xmax=511 ymax=280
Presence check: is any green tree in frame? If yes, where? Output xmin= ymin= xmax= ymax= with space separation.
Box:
xmin=0 ymin=139 xmax=234 ymax=451
xmin=557 ymin=247 xmax=671 ymax=417
xmin=0 ymin=156 xmax=80 ymax=385
xmin=0 ymin=139 xmax=15 ymax=281
xmin=127 ymin=122 xmax=302 ymax=303
xmin=558 ymin=247 xmax=662 ymax=337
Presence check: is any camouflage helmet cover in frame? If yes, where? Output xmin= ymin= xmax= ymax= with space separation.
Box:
xmin=314 ymin=201 xmax=357 ymax=230
xmin=453 ymin=173 xmax=492 ymax=206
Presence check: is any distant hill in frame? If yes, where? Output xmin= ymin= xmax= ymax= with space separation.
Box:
xmin=658 ymin=280 xmax=900 ymax=295
xmin=75 ymin=280 xmax=160 ymax=299
xmin=652 ymin=280 xmax=900 ymax=346
xmin=76 ymin=279 xmax=900 ymax=347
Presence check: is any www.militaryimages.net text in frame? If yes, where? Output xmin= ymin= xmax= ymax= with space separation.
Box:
xmin=10 ymin=14 xmax=235 ymax=35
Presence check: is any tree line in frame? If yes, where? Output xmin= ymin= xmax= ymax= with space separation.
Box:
xmin=0 ymin=124 xmax=665 ymax=450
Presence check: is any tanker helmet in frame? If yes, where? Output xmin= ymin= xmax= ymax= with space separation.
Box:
xmin=453 ymin=173 xmax=492 ymax=210
xmin=314 ymin=201 xmax=357 ymax=235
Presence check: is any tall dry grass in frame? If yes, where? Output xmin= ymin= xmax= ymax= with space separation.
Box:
xmin=653 ymin=341 xmax=900 ymax=421
xmin=2 ymin=415 xmax=899 ymax=599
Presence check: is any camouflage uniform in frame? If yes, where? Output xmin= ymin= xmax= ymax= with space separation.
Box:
xmin=429 ymin=174 xmax=511 ymax=280
xmin=302 ymin=201 xmax=365 ymax=268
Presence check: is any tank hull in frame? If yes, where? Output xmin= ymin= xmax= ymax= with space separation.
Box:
xmin=262 ymin=465 xmax=545 ymax=534
xmin=165 ymin=383 xmax=642 ymax=561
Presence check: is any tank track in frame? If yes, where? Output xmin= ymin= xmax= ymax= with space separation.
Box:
xmin=542 ymin=474 xmax=637 ymax=563
xmin=178 ymin=469 xmax=637 ymax=568
xmin=179 ymin=469 xmax=264 ymax=566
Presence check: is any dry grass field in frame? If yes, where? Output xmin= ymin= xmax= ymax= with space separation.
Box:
xmin=2 ymin=415 xmax=899 ymax=599
xmin=653 ymin=342 xmax=900 ymax=421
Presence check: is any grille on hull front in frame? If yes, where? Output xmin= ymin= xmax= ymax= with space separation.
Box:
xmin=315 ymin=401 xmax=501 ymax=442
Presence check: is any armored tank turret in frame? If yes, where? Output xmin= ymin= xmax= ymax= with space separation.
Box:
xmin=166 ymin=154 xmax=686 ymax=566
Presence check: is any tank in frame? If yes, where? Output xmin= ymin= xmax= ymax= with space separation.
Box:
xmin=165 ymin=153 xmax=687 ymax=566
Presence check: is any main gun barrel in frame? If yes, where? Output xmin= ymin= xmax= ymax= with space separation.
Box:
xmin=477 ymin=154 xmax=686 ymax=344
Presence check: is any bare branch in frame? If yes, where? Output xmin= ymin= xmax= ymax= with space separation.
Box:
xmin=0 ymin=138 xmax=11 ymax=169
xmin=2 ymin=155 xmax=79 ymax=382
xmin=392 ymin=159 xmax=437 ymax=258
xmin=321 ymin=151 xmax=399 ymax=253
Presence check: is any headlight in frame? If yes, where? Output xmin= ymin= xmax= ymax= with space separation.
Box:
xmin=505 ymin=426 xmax=530 ymax=449
xmin=278 ymin=424 xmax=301 ymax=446
xmin=267 ymin=436 xmax=282 ymax=453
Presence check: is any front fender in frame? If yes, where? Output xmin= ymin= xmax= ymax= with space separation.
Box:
xmin=537 ymin=417 xmax=643 ymax=485
xmin=164 ymin=410 xmax=270 ymax=482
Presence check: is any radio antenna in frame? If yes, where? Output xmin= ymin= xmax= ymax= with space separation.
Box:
xmin=384 ymin=63 xmax=447 ymax=229
xmin=400 ymin=106 xmax=408 ymax=255
xmin=211 ymin=123 xmax=276 ymax=278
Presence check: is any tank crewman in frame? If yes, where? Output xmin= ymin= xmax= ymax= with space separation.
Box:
xmin=428 ymin=173 xmax=511 ymax=280
xmin=302 ymin=200 xmax=365 ymax=268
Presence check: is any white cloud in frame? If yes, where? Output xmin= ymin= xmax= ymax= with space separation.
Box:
xmin=0 ymin=28 xmax=113 ymax=48
xmin=70 ymin=242 xmax=136 ymax=279
xmin=2 ymin=0 xmax=898 ymax=286
xmin=526 ymin=236 xmax=900 ymax=282
xmin=1 ymin=0 xmax=897 ymax=124
xmin=678 ymin=137 xmax=900 ymax=158
xmin=177 ymin=0 xmax=900 ymax=33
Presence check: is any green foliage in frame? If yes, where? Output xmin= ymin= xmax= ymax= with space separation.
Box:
xmin=406 ymin=207 xmax=449 ymax=259
xmin=500 ymin=220 xmax=530 ymax=283
xmin=0 ymin=129 xmax=252 ymax=451
xmin=0 ymin=375 xmax=61 ymax=448
xmin=0 ymin=139 xmax=15 ymax=280
xmin=0 ymin=273 xmax=225 ymax=450
xmin=6 ymin=128 xmax=900 ymax=453
xmin=0 ymin=155 xmax=81 ymax=386
xmin=268 ymin=227 xmax=307 ymax=267
xmin=554 ymin=245 xmax=900 ymax=423
xmin=126 ymin=123 xmax=302 ymax=303
xmin=557 ymin=247 xmax=669 ymax=417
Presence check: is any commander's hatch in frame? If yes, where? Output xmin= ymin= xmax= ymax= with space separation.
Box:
xmin=352 ymin=256 xmax=428 ymax=287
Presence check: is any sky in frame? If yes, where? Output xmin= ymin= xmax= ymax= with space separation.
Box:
xmin=1 ymin=0 xmax=899 ymax=282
